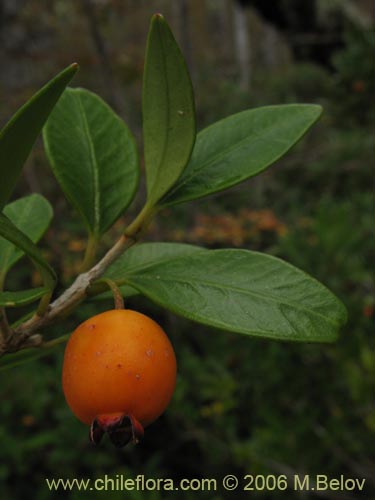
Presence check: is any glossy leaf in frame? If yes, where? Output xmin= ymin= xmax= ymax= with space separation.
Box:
xmin=0 ymin=194 xmax=53 ymax=284
xmin=0 ymin=287 xmax=48 ymax=307
xmin=92 ymin=242 xmax=205 ymax=300
xmin=0 ymin=63 xmax=78 ymax=210
xmin=0 ymin=214 xmax=56 ymax=289
xmin=161 ymin=104 xmax=322 ymax=206
xmin=104 ymin=241 xmax=205 ymax=283
xmin=120 ymin=249 xmax=347 ymax=342
xmin=43 ymin=88 xmax=139 ymax=236
xmin=143 ymin=14 xmax=196 ymax=206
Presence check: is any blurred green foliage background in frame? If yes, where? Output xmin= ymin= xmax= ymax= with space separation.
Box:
xmin=0 ymin=1 xmax=373 ymax=498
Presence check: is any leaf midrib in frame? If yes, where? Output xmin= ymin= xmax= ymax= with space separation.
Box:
xmin=125 ymin=273 xmax=340 ymax=328
xmin=76 ymin=93 xmax=100 ymax=235
xmin=122 ymin=278 xmax=334 ymax=341
xmin=164 ymin=106 xmax=315 ymax=203
xmin=148 ymin=22 xmax=171 ymax=201
xmin=168 ymin=116 xmax=293 ymax=196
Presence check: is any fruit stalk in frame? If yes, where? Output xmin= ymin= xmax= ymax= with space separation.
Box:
xmin=97 ymin=278 xmax=125 ymax=310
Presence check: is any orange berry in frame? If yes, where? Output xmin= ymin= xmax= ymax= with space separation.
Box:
xmin=62 ymin=309 xmax=177 ymax=447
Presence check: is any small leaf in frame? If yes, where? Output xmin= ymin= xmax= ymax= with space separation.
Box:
xmin=143 ymin=14 xmax=196 ymax=207
xmin=120 ymin=249 xmax=347 ymax=343
xmin=0 ymin=214 xmax=56 ymax=289
xmin=0 ymin=194 xmax=53 ymax=284
xmin=43 ymin=88 xmax=139 ymax=236
xmin=161 ymin=104 xmax=322 ymax=206
xmin=0 ymin=287 xmax=48 ymax=307
xmin=0 ymin=63 xmax=78 ymax=210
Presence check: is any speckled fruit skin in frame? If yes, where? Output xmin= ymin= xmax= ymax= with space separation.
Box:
xmin=62 ymin=309 xmax=177 ymax=428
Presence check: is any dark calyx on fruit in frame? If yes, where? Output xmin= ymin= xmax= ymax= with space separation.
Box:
xmin=90 ymin=413 xmax=144 ymax=447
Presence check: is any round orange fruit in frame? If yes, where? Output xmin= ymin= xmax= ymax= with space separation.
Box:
xmin=62 ymin=309 xmax=177 ymax=447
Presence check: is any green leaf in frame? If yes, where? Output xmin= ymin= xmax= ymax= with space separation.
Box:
xmin=0 ymin=214 xmax=56 ymax=289
xmin=0 ymin=287 xmax=48 ymax=307
xmin=0 ymin=63 xmax=78 ymax=210
xmin=43 ymin=88 xmax=139 ymax=236
xmin=143 ymin=14 xmax=196 ymax=207
xmin=161 ymin=104 xmax=322 ymax=206
xmin=104 ymin=241 xmax=205 ymax=283
xmin=120 ymin=249 xmax=347 ymax=343
xmin=0 ymin=194 xmax=53 ymax=284
xmin=90 ymin=242 xmax=204 ymax=300
xmin=89 ymin=285 xmax=139 ymax=302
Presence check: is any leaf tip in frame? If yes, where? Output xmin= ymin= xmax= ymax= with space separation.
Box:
xmin=151 ymin=13 xmax=166 ymax=26
xmin=314 ymin=103 xmax=323 ymax=116
xmin=308 ymin=103 xmax=324 ymax=120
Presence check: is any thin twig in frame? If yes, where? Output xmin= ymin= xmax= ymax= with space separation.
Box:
xmin=11 ymin=234 xmax=132 ymax=347
xmin=6 ymin=205 xmax=156 ymax=353
xmin=0 ymin=309 xmax=12 ymax=354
